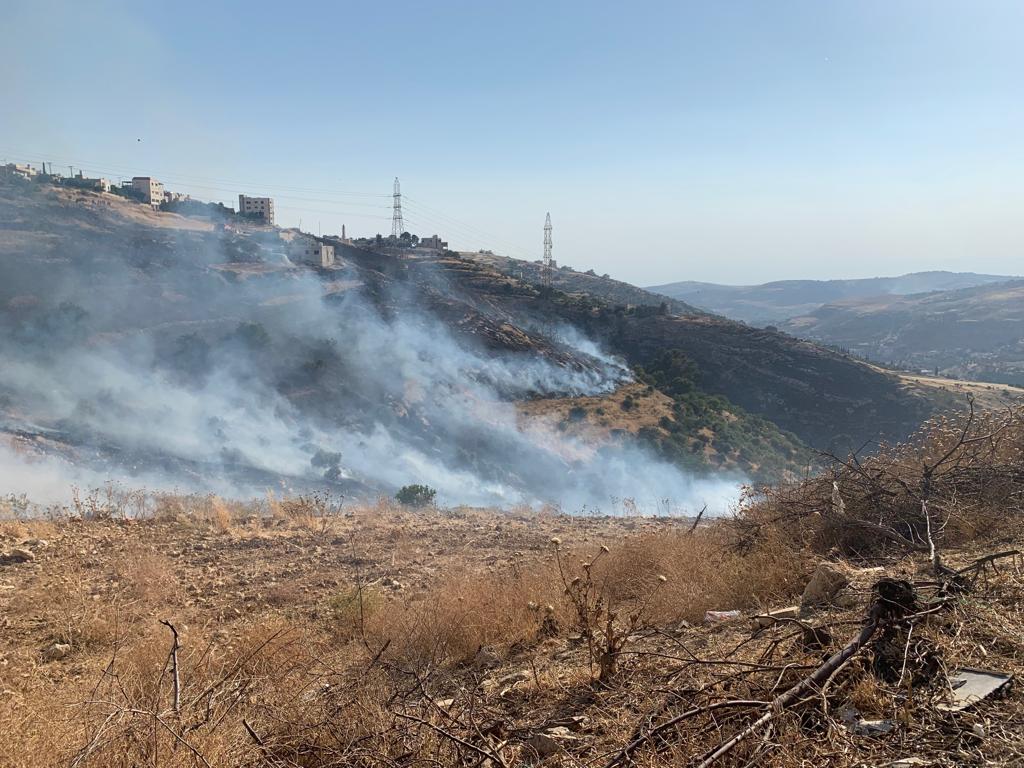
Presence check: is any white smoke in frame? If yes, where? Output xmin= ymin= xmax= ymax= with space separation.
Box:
xmin=0 ymin=203 xmax=744 ymax=514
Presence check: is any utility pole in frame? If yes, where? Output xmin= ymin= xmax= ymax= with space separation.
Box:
xmin=542 ymin=212 xmax=553 ymax=288
xmin=391 ymin=177 xmax=404 ymax=238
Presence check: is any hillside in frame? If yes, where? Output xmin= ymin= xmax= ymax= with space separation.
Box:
xmin=647 ymin=271 xmax=1017 ymax=326
xmin=781 ymin=280 xmax=1024 ymax=386
xmin=0 ymin=178 xmax=798 ymax=505
xmin=454 ymin=251 xmax=953 ymax=450
xmin=2 ymin=405 xmax=1022 ymax=768
xmin=0 ymin=177 xmax=966 ymax=505
xmin=466 ymin=249 xmax=700 ymax=315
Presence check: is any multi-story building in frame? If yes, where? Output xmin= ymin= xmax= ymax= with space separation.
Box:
xmin=131 ymin=176 xmax=164 ymax=207
xmin=238 ymin=194 xmax=275 ymax=225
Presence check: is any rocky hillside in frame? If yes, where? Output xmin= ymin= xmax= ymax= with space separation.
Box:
xmin=431 ymin=257 xmax=941 ymax=452
xmin=0 ymin=177 xmax=964 ymax=503
xmin=467 ymin=250 xmax=699 ymax=315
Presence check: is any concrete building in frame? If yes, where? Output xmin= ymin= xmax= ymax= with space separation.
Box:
xmin=238 ymin=194 xmax=275 ymax=225
xmin=419 ymin=234 xmax=448 ymax=251
xmin=292 ymin=239 xmax=335 ymax=267
xmin=67 ymin=171 xmax=111 ymax=193
xmin=164 ymin=190 xmax=191 ymax=203
xmin=131 ymin=176 xmax=164 ymax=207
xmin=2 ymin=163 xmax=40 ymax=180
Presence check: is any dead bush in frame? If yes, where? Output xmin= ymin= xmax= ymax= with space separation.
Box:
xmin=734 ymin=403 xmax=1024 ymax=558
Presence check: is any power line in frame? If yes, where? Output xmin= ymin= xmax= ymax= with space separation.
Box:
xmin=402 ymin=197 xmax=537 ymax=261
xmin=274 ymin=205 xmax=392 ymax=221
xmin=403 ymin=205 xmax=532 ymax=261
xmin=1 ymin=146 xmax=545 ymax=260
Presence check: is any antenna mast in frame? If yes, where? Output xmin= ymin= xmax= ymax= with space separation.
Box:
xmin=391 ymin=177 xmax=404 ymax=238
xmin=542 ymin=212 xmax=553 ymax=287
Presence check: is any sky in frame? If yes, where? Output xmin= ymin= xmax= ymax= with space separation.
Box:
xmin=1 ymin=0 xmax=1022 ymax=286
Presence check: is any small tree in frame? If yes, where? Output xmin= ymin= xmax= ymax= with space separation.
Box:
xmin=395 ymin=484 xmax=436 ymax=508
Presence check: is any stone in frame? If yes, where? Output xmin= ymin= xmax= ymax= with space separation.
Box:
xmin=526 ymin=727 xmax=576 ymax=757
xmin=839 ymin=707 xmax=893 ymax=737
xmin=851 ymin=719 xmax=894 ymax=737
xmin=800 ymin=563 xmax=849 ymax=612
xmin=704 ymin=610 xmax=741 ymax=623
xmin=2 ymin=548 xmax=35 ymax=564
xmin=43 ymin=643 xmax=72 ymax=661
xmin=472 ymin=646 xmax=501 ymax=671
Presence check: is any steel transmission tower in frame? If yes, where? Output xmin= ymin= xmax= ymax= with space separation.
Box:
xmin=391 ymin=177 xmax=404 ymax=238
xmin=542 ymin=212 xmax=553 ymax=287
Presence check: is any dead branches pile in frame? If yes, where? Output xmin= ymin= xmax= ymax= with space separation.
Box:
xmin=736 ymin=400 xmax=1024 ymax=557
xmin=601 ymin=551 xmax=1020 ymax=767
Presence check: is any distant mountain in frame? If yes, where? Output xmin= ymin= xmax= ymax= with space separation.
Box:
xmin=646 ymin=271 xmax=1018 ymax=326
xmin=780 ymin=280 xmax=1024 ymax=387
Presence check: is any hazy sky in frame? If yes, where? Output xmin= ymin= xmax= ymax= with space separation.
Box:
xmin=2 ymin=1 xmax=1021 ymax=285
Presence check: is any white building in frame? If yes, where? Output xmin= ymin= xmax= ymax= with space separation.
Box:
xmin=131 ymin=176 xmax=164 ymax=207
xmin=68 ymin=171 xmax=111 ymax=193
xmin=238 ymin=194 xmax=275 ymax=225
xmin=292 ymin=239 xmax=335 ymax=267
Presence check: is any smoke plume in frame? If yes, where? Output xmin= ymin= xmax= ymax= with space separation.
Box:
xmin=0 ymin=186 xmax=742 ymax=514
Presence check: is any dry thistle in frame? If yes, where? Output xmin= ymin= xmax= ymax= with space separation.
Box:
xmin=550 ymin=537 xmax=562 ymax=547
xmin=657 ymin=574 xmax=668 ymax=583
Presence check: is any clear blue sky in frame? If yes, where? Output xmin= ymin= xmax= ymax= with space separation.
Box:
xmin=2 ymin=0 xmax=1022 ymax=285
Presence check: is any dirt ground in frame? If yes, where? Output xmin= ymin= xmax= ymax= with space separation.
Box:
xmin=1 ymin=498 xmax=1021 ymax=767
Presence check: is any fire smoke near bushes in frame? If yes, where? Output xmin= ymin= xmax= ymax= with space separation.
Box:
xmin=0 ymin=198 xmax=743 ymax=513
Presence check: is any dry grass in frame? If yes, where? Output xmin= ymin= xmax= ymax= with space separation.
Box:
xmin=1 ymin=408 xmax=1022 ymax=766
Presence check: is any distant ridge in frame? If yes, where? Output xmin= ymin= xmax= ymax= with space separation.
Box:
xmin=779 ymin=279 xmax=1024 ymax=387
xmin=647 ymin=271 xmax=1020 ymax=326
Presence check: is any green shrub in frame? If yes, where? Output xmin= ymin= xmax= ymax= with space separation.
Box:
xmin=395 ymin=484 xmax=436 ymax=508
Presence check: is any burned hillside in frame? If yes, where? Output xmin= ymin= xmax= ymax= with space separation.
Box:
xmin=0 ymin=178 xmax=749 ymax=509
